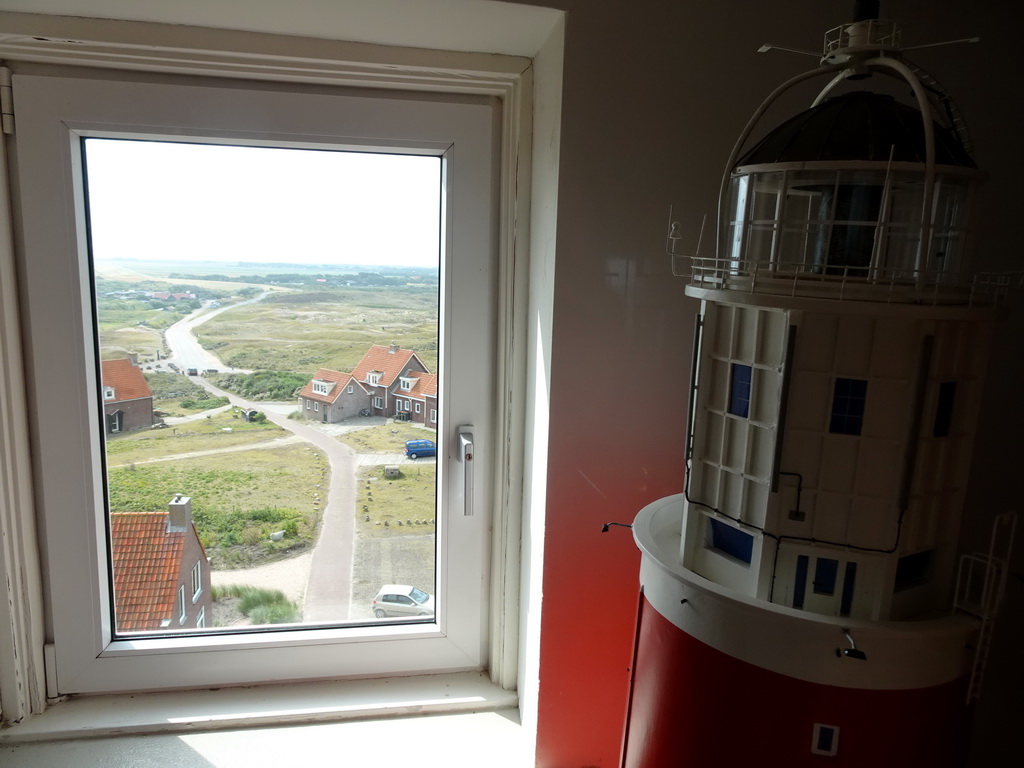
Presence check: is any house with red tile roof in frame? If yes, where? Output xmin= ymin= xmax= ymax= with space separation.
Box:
xmin=109 ymin=495 xmax=212 ymax=633
xmin=296 ymin=368 xmax=372 ymax=423
xmin=392 ymin=371 xmax=438 ymax=426
xmin=297 ymin=344 xmax=436 ymax=426
xmin=101 ymin=357 xmax=154 ymax=434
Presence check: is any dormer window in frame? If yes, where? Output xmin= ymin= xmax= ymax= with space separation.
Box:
xmin=400 ymin=376 xmax=415 ymax=391
xmin=367 ymin=371 xmax=382 ymax=386
xmin=311 ymin=379 xmax=335 ymax=396
xmin=104 ymin=386 xmax=116 ymax=400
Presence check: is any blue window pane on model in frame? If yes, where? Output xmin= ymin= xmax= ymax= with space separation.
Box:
xmin=793 ymin=555 xmax=809 ymax=609
xmin=813 ymin=557 xmax=838 ymax=595
xmin=829 ymin=377 xmax=867 ymax=435
xmin=934 ymin=381 xmax=956 ymax=437
xmin=840 ymin=561 xmax=857 ymax=616
xmin=729 ymin=363 xmax=752 ymax=418
xmin=708 ymin=518 xmax=754 ymax=564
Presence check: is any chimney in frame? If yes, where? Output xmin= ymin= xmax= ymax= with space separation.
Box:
xmin=388 ymin=343 xmax=398 ymax=354
xmin=167 ymin=493 xmax=191 ymax=532
xmin=128 ymin=352 xmax=138 ymax=366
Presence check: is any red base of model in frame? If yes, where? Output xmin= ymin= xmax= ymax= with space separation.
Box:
xmin=622 ymin=595 xmax=971 ymax=768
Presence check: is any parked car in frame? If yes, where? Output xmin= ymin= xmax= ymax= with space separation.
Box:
xmin=371 ymin=585 xmax=434 ymax=618
xmin=404 ymin=439 xmax=436 ymax=459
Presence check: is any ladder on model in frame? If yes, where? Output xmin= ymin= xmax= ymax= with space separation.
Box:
xmin=953 ymin=511 xmax=1017 ymax=703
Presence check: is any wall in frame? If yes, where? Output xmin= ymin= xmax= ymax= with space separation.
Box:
xmin=522 ymin=1 xmax=1021 ymax=766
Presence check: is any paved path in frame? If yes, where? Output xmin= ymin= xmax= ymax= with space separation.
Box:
xmin=163 ymin=302 xmax=359 ymax=621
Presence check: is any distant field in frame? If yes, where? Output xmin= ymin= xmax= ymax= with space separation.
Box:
xmin=196 ymin=286 xmax=438 ymax=373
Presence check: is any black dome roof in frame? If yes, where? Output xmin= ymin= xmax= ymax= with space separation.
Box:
xmin=736 ymin=91 xmax=976 ymax=168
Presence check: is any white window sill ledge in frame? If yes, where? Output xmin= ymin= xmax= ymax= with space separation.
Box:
xmin=0 ymin=671 xmax=517 ymax=744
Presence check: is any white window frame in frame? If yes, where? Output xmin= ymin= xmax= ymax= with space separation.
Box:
xmin=314 ymin=401 xmax=319 ymax=412
xmin=177 ymin=585 xmax=186 ymax=626
xmin=431 ymin=409 xmax=438 ymax=424
xmin=191 ymin=561 xmax=202 ymax=602
xmin=12 ymin=69 xmax=505 ymax=696
xmin=103 ymin=387 xmax=115 ymax=400
xmin=373 ymin=396 xmax=384 ymax=409
xmin=415 ymin=403 xmax=422 ymax=414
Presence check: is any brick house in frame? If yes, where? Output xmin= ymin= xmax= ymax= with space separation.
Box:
xmin=351 ymin=344 xmax=430 ymax=418
xmin=101 ymin=357 xmax=154 ymax=434
xmin=109 ymin=494 xmax=212 ymax=633
xmin=392 ymin=371 xmax=438 ymax=426
xmin=298 ymin=344 xmax=435 ymax=424
xmin=296 ymin=368 xmax=372 ymax=423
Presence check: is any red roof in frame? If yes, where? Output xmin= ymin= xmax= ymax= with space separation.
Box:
xmin=404 ymin=372 xmax=438 ymax=400
xmin=101 ymin=358 xmax=152 ymax=403
xmin=352 ymin=345 xmax=427 ymax=388
xmin=110 ymin=512 xmax=187 ymax=631
xmin=296 ymin=368 xmax=367 ymax=404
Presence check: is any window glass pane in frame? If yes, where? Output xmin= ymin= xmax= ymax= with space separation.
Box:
xmin=707 ymin=517 xmax=753 ymax=564
xmin=84 ymin=138 xmax=441 ymax=636
xmin=829 ymin=377 xmax=867 ymax=435
xmin=793 ymin=554 xmax=809 ymax=609
xmin=728 ymin=363 xmax=752 ymax=418
xmin=934 ymin=381 xmax=956 ymax=437
xmin=840 ymin=561 xmax=857 ymax=616
xmin=812 ymin=557 xmax=838 ymax=595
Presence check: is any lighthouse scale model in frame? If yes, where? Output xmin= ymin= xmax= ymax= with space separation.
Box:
xmin=623 ymin=4 xmax=1016 ymax=767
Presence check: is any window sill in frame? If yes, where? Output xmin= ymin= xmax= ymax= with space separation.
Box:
xmin=0 ymin=671 xmax=516 ymax=744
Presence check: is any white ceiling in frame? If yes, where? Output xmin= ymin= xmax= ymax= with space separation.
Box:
xmin=0 ymin=0 xmax=561 ymax=56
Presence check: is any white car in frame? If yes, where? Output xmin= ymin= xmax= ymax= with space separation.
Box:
xmin=371 ymin=585 xmax=434 ymax=618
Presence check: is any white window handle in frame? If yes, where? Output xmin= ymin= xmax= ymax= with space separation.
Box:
xmin=457 ymin=426 xmax=474 ymax=516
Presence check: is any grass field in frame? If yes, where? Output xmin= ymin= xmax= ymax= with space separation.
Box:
xmin=356 ymin=464 xmax=437 ymax=539
xmin=335 ymin=422 xmax=436 ymax=453
xmin=105 ymin=408 xmax=286 ymax=463
xmin=195 ymin=287 xmax=438 ymax=373
xmin=107 ymin=443 xmax=327 ymax=569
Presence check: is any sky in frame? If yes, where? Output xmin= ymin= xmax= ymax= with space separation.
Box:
xmin=83 ymin=138 xmax=442 ymax=268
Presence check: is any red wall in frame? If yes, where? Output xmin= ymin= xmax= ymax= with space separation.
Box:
xmin=623 ymin=597 xmax=972 ymax=767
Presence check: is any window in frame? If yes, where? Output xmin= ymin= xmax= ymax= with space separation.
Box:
xmin=840 ymin=561 xmax=856 ymax=616
xmin=368 ymin=372 xmax=382 ymax=385
xmin=197 ymin=606 xmax=206 ymax=629
xmin=706 ymin=517 xmax=753 ymax=564
xmin=373 ymin=396 xmax=384 ymax=409
xmin=811 ymin=724 xmax=840 ymax=757
xmin=314 ymin=401 xmax=319 ymax=412
xmin=829 ymin=377 xmax=867 ymax=435
xmin=415 ymin=403 xmax=422 ymax=414
xmin=728 ymin=363 xmax=752 ymax=418
xmin=104 ymin=386 xmax=115 ymax=400
xmin=306 ymin=399 xmax=311 ymax=410
xmin=347 ymin=385 xmax=354 ymax=394
xmin=793 ymin=554 xmax=809 ymax=609
xmin=431 ymin=409 xmax=438 ymax=424
xmin=934 ymin=381 xmax=956 ymax=437
xmin=14 ymin=70 xmax=500 ymax=694
xmin=812 ymin=557 xmax=838 ymax=595
xmin=895 ymin=550 xmax=933 ymax=591
xmin=191 ymin=561 xmax=202 ymax=602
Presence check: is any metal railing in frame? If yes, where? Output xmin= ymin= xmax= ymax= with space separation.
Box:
xmin=680 ymin=256 xmax=1021 ymax=307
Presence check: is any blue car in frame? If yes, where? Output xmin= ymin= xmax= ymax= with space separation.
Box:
xmin=404 ymin=439 xmax=436 ymax=459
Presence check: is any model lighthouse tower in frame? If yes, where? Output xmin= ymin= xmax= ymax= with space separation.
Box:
xmin=624 ymin=5 xmax=1014 ymax=767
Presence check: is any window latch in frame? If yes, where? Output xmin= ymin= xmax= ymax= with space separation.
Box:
xmin=457 ymin=426 xmax=474 ymax=516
